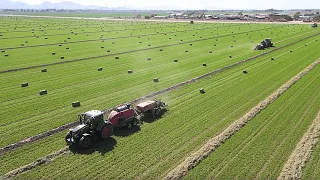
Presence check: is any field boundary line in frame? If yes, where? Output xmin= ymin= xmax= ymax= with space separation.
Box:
xmin=164 ymin=58 xmax=320 ymax=180
xmin=277 ymin=109 xmax=320 ymax=180
xmin=0 ymin=147 xmax=69 ymax=180
xmin=0 ymin=25 xmax=283 ymax=74
xmin=0 ymin=32 xmax=319 ymax=155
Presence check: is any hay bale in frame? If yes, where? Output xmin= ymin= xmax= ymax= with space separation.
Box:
xmin=4 ymin=54 xmax=8 ymax=57
xmin=98 ymin=67 xmax=103 ymax=71
xmin=139 ymin=42 xmax=142 ymax=43
xmin=72 ymin=101 xmax=81 ymax=107
xmin=128 ymin=70 xmax=133 ymax=74
xmin=21 ymin=82 xmax=29 ymax=87
xmin=68 ymin=37 xmax=70 ymax=39
xmin=148 ymin=44 xmax=151 ymax=46
xmin=209 ymin=51 xmax=212 ymax=53
xmin=174 ymin=59 xmax=178 ymax=62
xmin=41 ymin=68 xmax=47 ymax=72
xmin=45 ymin=37 xmax=48 ymax=39
xmin=1 ymin=50 xmax=5 ymax=53
xmin=229 ymin=55 xmax=232 ymax=58
xmin=25 ymin=41 xmax=28 ymax=43
xmin=160 ymin=49 xmax=163 ymax=51
xmin=203 ymin=63 xmax=207 ymax=67
xmin=290 ymin=50 xmax=293 ymax=52
xmin=107 ymin=50 xmax=110 ymax=52
xmin=200 ymin=88 xmax=205 ymax=94
xmin=243 ymin=70 xmax=248 ymax=74
xmin=60 ymin=56 xmax=65 ymax=59
xmin=66 ymin=47 xmax=69 ymax=50
xmin=153 ymin=78 xmax=159 ymax=82
xmin=101 ymin=46 xmax=104 ymax=49
xmin=231 ymin=46 xmax=233 ymax=48
xmin=271 ymin=57 xmax=275 ymax=60
xmin=39 ymin=90 xmax=47 ymax=95
xmin=147 ymin=58 xmax=152 ymax=60
xmin=59 ymin=44 xmax=62 ymax=46
xmin=190 ymin=43 xmax=192 ymax=46
xmin=115 ymin=56 xmax=119 ymax=59
xmin=21 ymin=44 xmax=24 ymax=46
xmin=185 ymin=50 xmax=188 ymax=52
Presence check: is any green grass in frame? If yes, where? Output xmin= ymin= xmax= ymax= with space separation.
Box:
xmin=1 ymin=16 xmax=320 ymax=179
xmin=4 ymin=34 xmax=320 ymax=179
xmin=2 ymin=17 xmax=316 ymax=147
xmin=184 ymin=63 xmax=320 ymax=180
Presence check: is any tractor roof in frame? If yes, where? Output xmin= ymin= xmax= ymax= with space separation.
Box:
xmin=84 ymin=110 xmax=103 ymax=118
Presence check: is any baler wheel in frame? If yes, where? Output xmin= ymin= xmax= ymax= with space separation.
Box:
xmin=100 ymin=125 xmax=112 ymax=139
xmin=79 ymin=135 xmax=92 ymax=149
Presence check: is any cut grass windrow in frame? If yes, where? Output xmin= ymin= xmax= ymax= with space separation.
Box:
xmin=164 ymin=58 xmax=320 ymax=180
xmin=0 ymin=147 xmax=69 ymax=180
xmin=0 ymin=32 xmax=318 ymax=155
xmin=277 ymin=110 xmax=320 ymax=180
xmin=0 ymin=25 xmax=308 ymax=74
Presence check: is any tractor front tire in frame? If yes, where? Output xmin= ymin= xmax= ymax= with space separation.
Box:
xmin=100 ymin=125 xmax=112 ymax=139
xmin=79 ymin=135 xmax=92 ymax=149
xmin=65 ymin=133 xmax=71 ymax=143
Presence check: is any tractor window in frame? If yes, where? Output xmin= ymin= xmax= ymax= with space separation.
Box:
xmin=84 ymin=115 xmax=92 ymax=124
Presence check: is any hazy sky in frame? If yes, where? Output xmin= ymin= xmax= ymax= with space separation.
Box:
xmin=10 ymin=0 xmax=320 ymax=10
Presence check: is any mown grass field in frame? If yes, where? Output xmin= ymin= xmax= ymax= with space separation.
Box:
xmin=0 ymin=15 xmax=320 ymax=179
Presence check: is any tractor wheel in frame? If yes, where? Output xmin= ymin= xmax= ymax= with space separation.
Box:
xmin=127 ymin=122 xmax=132 ymax=129
xmin=65 ymin=132 xmax=71 ymax=143
xmin=132 ymin=119 xmax=138 ymax=126
xmin=155 ymin=109 xmax=160 ymax=116
xmin=79 ymin=135 xmax=92 ymax=149
xmin=100 ymin=125 xmax=112 ymax=139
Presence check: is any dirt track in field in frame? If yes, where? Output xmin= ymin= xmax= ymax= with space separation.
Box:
xmin=164 ymin=58 xmax=320 ymax=180
xmin=1 ymin=32 xmax=319 ymax=156
xmin=278 ymin=109 xmax=320 ymax=180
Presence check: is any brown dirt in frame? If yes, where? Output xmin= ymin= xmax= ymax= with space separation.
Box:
xmin=0 ymin=147 xmax=69 ymax=180
xmin=277 ymin=110 xmax=320 ymax=180
xmin=1 ymin=31 xmax=319 ymax=156
xmin=164 ymin=59 xmax=320 ymax=180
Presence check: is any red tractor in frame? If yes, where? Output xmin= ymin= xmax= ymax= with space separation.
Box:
xmin=66 ymin=100 xmax=166 ymax=148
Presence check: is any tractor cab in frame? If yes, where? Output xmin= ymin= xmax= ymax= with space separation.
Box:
xmin=79 ymin=110 xmax=104 ymax=129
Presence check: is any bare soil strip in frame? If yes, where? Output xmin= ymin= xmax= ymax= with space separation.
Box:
xmin=277 ymin=110 xmax=320 ymax=180
xmin=0 ymin=147 xmax=69 ymax=180
xmin=164 ymin=58 xmax=320 ymax=180
xmin=0 ymin=33 xmax=319 ymax=156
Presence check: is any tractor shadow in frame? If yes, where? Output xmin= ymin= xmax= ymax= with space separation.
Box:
xmin=140 ymin=109 xmax=168 ymax=124
xmin=69 ymin=137 xmax=117 ymax=156
xmin=112 ymin=125 xmax=141 ymax=137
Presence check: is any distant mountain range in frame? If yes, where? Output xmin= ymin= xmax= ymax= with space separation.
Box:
xmin=0 ymin=0 xmax=130 ymax=10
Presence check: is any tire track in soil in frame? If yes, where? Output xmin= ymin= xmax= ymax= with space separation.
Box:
xmin=164 ymin=58 xmax=320 ymax=180
xmin=0 ymin=25 xmax=299 ymax=74
xmin=0 ymin=32 xmax=318 ymax=156
xmin=277 ymin=109 xmax=320 ymax=180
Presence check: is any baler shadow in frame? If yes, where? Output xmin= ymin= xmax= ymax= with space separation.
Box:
xmin=69 ymin=137 xmax=117 ymax=156
xmin=140 ymin=109 xmax=168 ymax=124
xmin=112 ymin=125 xmax=141 ymax=137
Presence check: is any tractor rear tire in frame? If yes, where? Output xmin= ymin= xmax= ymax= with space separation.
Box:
xmin=132 ymin=119 xmax=138 ymax=126
xmin=100 ymin=125 xmax=112 ymax=139
xmin=127 ymin=122 xmax=132 ymax=129
xmin=79 ymin=135 xmax=92 ymax=149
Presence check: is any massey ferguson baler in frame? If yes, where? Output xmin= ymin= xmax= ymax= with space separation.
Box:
xmin=66 ymin=100 xmax=166 ymax=148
